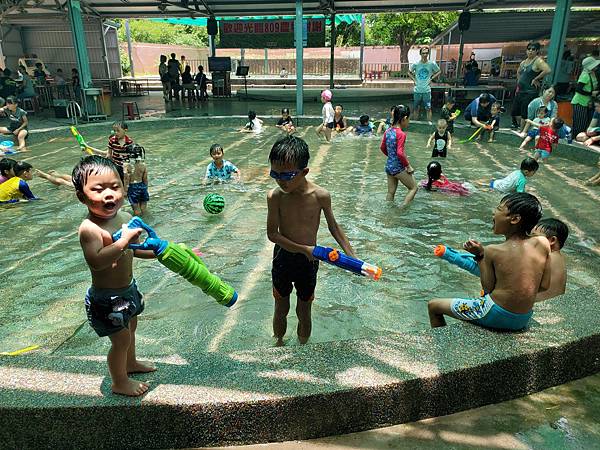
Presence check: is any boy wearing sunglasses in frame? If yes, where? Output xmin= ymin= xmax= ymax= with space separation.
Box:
xmin=267 ymin=135 xmax=356 ymax=346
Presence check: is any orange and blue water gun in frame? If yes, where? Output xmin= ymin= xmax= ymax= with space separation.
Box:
xmin=434 ymin=244 xmax=480 ymax=277
xmin=312 ymin=246 xmax=382 ymax=280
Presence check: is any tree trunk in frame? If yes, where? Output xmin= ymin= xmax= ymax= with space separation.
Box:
xmin=399 ymin=43 xmax=412 ymax=65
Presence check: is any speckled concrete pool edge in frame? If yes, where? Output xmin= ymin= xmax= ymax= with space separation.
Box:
xmin=1 ymin=287 xmax=600 ymax=449
xmin=23 ymin=115 xmax=600 ymax=165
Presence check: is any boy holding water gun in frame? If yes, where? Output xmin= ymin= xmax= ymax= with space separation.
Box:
xmin=73 ymin=155 xmax=156 ymax=397
xmin=267 ymin=135 xmax=356 ymax=346
xmin=428 ymin=193 xmax=551 ymax=331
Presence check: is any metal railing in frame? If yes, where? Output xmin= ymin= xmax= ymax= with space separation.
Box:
xmin=184 ymin=58 xmax=360 ymax=77
xmin=363 ymin=63 xmax=411 ymax=80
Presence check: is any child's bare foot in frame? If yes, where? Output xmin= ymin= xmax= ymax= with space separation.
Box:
xmin=112 ymin=378 xmax=149 ymax=396
xmin=488 ymin=138 xmax=494 ymax=143
xmin=127 ymin=360 xmax=156 ymax=374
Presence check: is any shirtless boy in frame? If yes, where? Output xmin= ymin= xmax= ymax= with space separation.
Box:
xmin=428 ymin=192 xmax=551 ymax=331
xmin=267 ymin=135 xmax=356 ymax=345
xmin=73 ymin=155 xmax=156 ymax=396
xmin=532 ymin=218 xmax=568 ymax=302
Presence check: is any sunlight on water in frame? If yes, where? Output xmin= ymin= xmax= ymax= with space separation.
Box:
xmin=0 ymin=121 xmax=598 ymax=355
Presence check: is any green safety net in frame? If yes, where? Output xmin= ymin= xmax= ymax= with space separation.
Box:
xmin=150 ymin=14 xmax=361 ymax=26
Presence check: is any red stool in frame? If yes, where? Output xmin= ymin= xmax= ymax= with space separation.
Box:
xmin=122 ymin=101 xmax=140 ymax=120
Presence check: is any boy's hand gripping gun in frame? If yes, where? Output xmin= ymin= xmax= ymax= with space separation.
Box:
xmin=113 ymin=217 xmax=238 ymax=307
xmin=312 ymin=246 xmax=382 ymax=280
xmin=434 ymin=244 xmax=480 ymax=277
xmin=70 ymin=126 xmax=95 ymax=155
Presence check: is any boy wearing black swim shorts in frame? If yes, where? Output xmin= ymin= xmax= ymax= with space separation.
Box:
xmin=267 ymin=135 xmax=356 ymax=346
xmin=73 ymin=156 xmax=156 ymax=396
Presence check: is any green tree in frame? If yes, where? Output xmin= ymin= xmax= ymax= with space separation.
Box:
xmin=366 ymin=12 xmax=458 ymax=63
xmin=334 ymin=22 xmax=361 ymax=47
xmin=116 ymin=19 xmax=208 ymax=47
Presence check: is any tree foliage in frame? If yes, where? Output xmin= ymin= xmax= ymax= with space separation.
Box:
xmin=116 ymin=19 xmax=208 ymax=47
xmin=116 ymin=13 xmax=457 ymax=56
xmin=366 ymin=12 xmax=458 ymax=62
xmin=334 ymin=22 xmax=361 ymax=47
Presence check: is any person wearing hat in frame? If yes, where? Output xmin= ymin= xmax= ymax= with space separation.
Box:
xmin=571 ymin=56 xmax=600 ymax=136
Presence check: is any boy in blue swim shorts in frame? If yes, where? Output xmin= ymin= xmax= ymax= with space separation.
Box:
xmin=428 ymin=192 xmax=551 ymax=331
xmin=123 ymin=143 xmax=149 ymax=216
xmin=73 ymin=155 xmax=157 ymax=396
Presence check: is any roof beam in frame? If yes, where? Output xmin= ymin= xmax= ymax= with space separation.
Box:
xmin=1 ymin=0 xmax=31 ymax=20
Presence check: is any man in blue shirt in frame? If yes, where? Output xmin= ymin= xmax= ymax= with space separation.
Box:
xmin=409 ymin=47 xmax=441 ymax=122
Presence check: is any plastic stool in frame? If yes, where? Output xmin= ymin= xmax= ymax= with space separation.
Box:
xmin=122 ymin=101 xmax=140 ymax=120
xmin=21 ymin=97 xmax=39 ymax=114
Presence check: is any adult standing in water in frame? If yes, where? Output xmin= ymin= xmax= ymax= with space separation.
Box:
xmin=408 ymin=47 xmax=441 ymax=123
xmin=511 ymin=42 xmax=551 ymax=130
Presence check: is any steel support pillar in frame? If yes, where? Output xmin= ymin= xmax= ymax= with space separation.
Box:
xmin=547 ymin=0 xmax=572 ymax=86
xmin=295 ymin=0 xmax=304 ymax=116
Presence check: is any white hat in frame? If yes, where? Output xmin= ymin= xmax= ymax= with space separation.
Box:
xmin=582 ymin=56 xmax=600 ymax=72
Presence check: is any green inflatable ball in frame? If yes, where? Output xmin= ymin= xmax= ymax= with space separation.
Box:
xmin=203 ymin=193 xmax=225 ymax=214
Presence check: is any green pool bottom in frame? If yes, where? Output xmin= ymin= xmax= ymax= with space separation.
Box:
xmin=1 ymin=117 xmax=599 ymax=448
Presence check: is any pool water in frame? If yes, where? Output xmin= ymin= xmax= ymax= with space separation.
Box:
xmin=0 ymin=120 xmax=599 ymax=357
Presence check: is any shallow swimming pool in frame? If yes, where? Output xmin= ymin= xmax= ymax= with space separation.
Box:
xmin=0 ymin=118 xmax=598 ymax=357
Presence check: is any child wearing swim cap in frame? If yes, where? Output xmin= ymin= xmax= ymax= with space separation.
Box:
xmin=316 ymin=89 xmax=334 ymax=142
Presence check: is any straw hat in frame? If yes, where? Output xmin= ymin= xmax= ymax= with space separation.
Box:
xmin=582 ymin=56 xmax=600 ymax=72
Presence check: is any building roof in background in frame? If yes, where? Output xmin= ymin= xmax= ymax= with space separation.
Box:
xmin=2 ymin=0 xmax=599 ymax=23
xmin=433 ymin=9 xmax=600 ymax=44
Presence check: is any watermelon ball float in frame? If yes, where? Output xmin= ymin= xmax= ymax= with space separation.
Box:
xmin=203 ymin=193 xmax=225 ymax=214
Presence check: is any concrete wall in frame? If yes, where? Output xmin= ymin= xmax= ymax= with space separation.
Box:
xmin=0 ymin=24 xmax=25 ymax=70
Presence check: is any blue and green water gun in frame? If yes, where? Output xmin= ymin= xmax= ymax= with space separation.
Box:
xmin=113 ymin=217 xmax=238 ymax=307
xmin=434 ymin=244 xmax=480 ymax=277
xmin=312 ymin=246 xmax=382 ymax=280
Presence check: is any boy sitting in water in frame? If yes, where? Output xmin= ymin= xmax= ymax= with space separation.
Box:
xmin=354 ymin=114 xmax=374 ymax=136
xmin=428 ymin=192 xmax=551 ymax=331
xmin=276 ymin=108 xmax=295 ymax=134
xmin=267 ymin=135 xmax=356 ymax=346
xmin=0 ymin=161 xmax=37 ymax=203
xmin=532 ymin=218 xmax=568 ymax=302
xmin=73 ymin=155 xmax=156 ymax=396
xmin=204 ymin=143 xmax=240 ymax=184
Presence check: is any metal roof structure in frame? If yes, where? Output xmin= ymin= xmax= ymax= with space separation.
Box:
xmin=433 ymin=9 xmax=600 ymax=44
xmin=2 ymin=0 xmax=600 ymax=22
